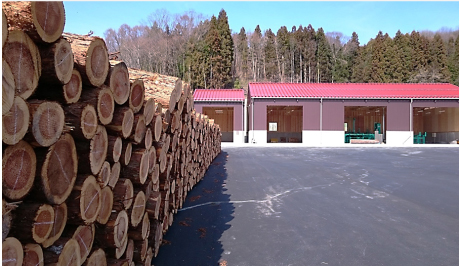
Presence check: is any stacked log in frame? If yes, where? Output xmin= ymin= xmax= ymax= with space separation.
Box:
xmin=2 ymin=2 xmax=222 ymax=266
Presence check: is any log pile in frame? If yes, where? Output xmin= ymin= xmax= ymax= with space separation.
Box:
xmin=2 ymin=2 xmax=222 ymax=266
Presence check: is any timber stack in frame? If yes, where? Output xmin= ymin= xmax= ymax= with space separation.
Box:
xmin=2 ymin=2 xmax=222 ymax=266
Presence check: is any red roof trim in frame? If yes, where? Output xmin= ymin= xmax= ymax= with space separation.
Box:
xmin=193 ymin=89 xmax=245 ymax=102
xmin=249 ymin=83 xmax=459 ymax=99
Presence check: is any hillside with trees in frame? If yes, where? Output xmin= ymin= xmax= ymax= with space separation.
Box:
xmin=104 ymin=9 xmax=459 ymax=90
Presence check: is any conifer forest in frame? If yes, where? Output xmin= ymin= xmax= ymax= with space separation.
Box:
xmin=104 ymin=9 xmax=459 ymax=90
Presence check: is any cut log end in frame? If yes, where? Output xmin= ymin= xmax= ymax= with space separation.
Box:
xmin=97 ymin=87 xmax=114 ymax=125
xmin=81 ymin=104 xmax=98 ymax=139
xmin=31 ymin=1 xmax=65 ymax=43
xmin=32 ymin=204 xmax=55 ymax=243
xmin=79 ymin=175 xmax=102 ymax=224
xmin=108 ymin=162 xmax=121 ymax=189
xmin=2 ymin=59 xmax=15 ymax=115
xmin=2 ymin=237 xmax=24 ymax=266
xmin=2 ymin=96 xmax=30 ymax=145
xmin=72 ymin=224 xmax=95 ymax=264
xmin=63 ymin=69 xmax=82 ymax=104
xmin=97 ymin=161 xmax=111 ymax=188
xmin=90 ymin=125 xmax=108 ymax=175
xmin=129 ymin=80 xmax=145 ymax=113
xmin=87 ymin=37 xmax=109 ymax=87
xmin=41 ymin=203 xmax=68 ymax=248
xmin=30 ymin=101 xmax=65 ymax=147
xmin=41 ymin=133 xmax=78 ymax=205
xmin=23 ymin=243 xmax=44 ymax=266
xmin=142 ymin=98 xmax=155 ymax=125
xmin=108 ymin=62 xmax=130 ymax=105
xmin=97 ymin=186 xmax=114 ymax=224
xmin=130 ymin=191 xmax=146 ymax=227
xmin=2 ymin=140 xmax=36 ymax=200
xmin=84 ymin=249 xmax=107 ymax=266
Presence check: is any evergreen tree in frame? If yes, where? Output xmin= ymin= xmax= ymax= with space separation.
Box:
xmin=316 ymin=28 xmax=332 ymax=82
xmin=276 ymin=26 xmax=291 ymax=82
xmin=392 ymin=30 xmax=412 ymax=82
xmin=263 ymin=29 xmax=279 ymax=81
xmin=331 ymin=35 xmax=349 ymax=83
xmin=428 ymin=33 xmax=451 ymax=82
xmin=344 ymin=32 xmax=360 ymax=81
xmin=249 ymin=25 xmax=263 ymax=81
xmin=217 ymin=9 xmax=234 ymax=88
xmin=305 ymin=25 xmax=317 ymax=82
xmin=235 ymin=27 xmax=249 ymax=86
xmin=205 ymin=15 xmax=223 ymax=88
xmin=369 ymin=31 xmax=387 ymax=82
xmin=447 ymin=35 xmax=459 ymax=85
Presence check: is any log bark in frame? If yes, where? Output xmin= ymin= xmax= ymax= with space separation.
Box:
xmin=43 ymin=238 xmax=80 ymax=266
xmin=67 ymin=175 xmax=102 ymax=225
xmin=96 ymin=186 xmax=114 ymax=225
xmin=41 ymin=203 xmax=67 ymax=248
xmin=96 ymin=210 xmax=128 ymax=248
xmin=23 ymin=243 xmax=44 ymax=266
xmin=2 ymin=58 xmax=15 ymax=115
xmin=2 ymin=9 xmax=7 ymax=48
xmin=39 ymin=37 xmax=74 ymax=85
xmin=2 ymin=96 xmax=30 ymax=145
xmin=132 ymin=238 xmax=148 ymax=263
xmin=76 ymin=125 xmax=108 ymax=175
xmin=2 ymin=1 xmax=65 ymax=43
xmin=145 ymin=192 xmax=161 ymax=221
xmin=63 ymin=102 xmax=98 ymax=140
xmin=2 ymin=199 xmax=16 ymax=241
xmin=106 ymin=61 xmax=130 ymax=105
xmin=128 ymin=212 xmax=149 ymax=241
xmin=80 ymin=86 xmax=114 ymax=125
xmin=149 ymin=219 xmax=163 ymax=258
xmin=2 ymin=30 xmax=41 ymax=100
xmin=37 ymin=133 xmax=78 ymax=205
xmin=84 ymin=248 xmax=106 ymax=266
xmin=33 ymin=67 xmax=82 ymax=104
xmin=2 ymin=140 xmax=36 ymax=200
xmin=27 ymin=100 xmax=65 ymax=147
xmin=10 ymin=203 xmax=54 ymax=244
xmin=63 ymin=33 xmax=109 ymax=87
xmin=2 ymin=237 xmax=24 ymax=266
xmin=106 ymin=107 xmax=134 ymax=139
xmin=129 ymin=79 xmax=145 ymax=114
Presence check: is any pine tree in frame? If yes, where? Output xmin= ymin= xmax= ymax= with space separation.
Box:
xmin=305 ymin=25 xmax=317 ymax=82
xmin=316 ymin=28 xmax=332 ymax=83
xmin=205 ymin=15 xmax=223 ymax=88
xmin=447 ymin=35 xmax=459 ymax=85
xmin=249 ymin=25 xmax=263 ymax=81
xmin=276 ymin=26 xmax=291 ymax=82
xmin=344 ymin=32 xmax=360 ymax=81
xmin=217 ymin=9 xmax=234 ymax=88
xmin=428 ymin=33 xmax=451 ymax=82
xmin=263 ymin=29 xmax=279 ymax=81
xmin=235 ymin=27 xmax=249 ymax=87
xmin=369 ymin=31 xmax=387 ymax=83
xmin=392 ymin=30 xmax=412 ymax=82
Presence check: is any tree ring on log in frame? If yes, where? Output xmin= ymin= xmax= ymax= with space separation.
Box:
xmin=97 ymin=186 xmax=113 ymax=225
xmin=41 ymin=133 xmax=78 ymax=205
xmin=114 ymin=210 xmax=129 ymax=248
xmin=85 ymin=249 xmax=106 ymax=266
xmin=63 ymin=69 xmax=82 ymax=103
xmin=112 ymin=136 xmax=122 ymax=163
xmin=108 ymin=162 xmax=121 ymax=189
xmin=97 ymin=87 xmax=114 ymax=125
xmin=72 ymin=224 xmax=95 ymax=263
xmin=32 ymin=2 xmax=65 ymax=43
xmin=87 ymin=38 xmax=109 ymax=87
xmin=81 ymin=104 xmax=98 ymax=139
xmin=2 ymin=237 xmax=24 ymax=266
xmin=129 ymin=80 xmax=145 ymax=113
xmin=42 ymin=203 xmax=67 ymax=248
xmin=97 ymin=161 xmax=111 ymax=188
xmin=2 ymin=97 xmax=30 ymax=146
xmin=122 ymin=108 xmax=134 ymax=139
xmin=90 ymin=125 xmax=108 ymax=175
xmin=79 ymin=175 xmax=102 ymax=224
xmin=2 ymin=59 xmax=15 ymax=115
xmin=3 ymin=30 xmax=41 ymax=100
xmin=2 ymin=140 xmax=36 ymax=200
xmin=32 ymin=101 xmax=65 ymax=147
xmin=130 ymin=191 xmax=146 ymax=227
xmin=23 ymin=243 xmax=44 ymax=266
xmin=152 ymin=115 xmax=162 ymax=142
xmin=54 ymin=238 xmax=81 ymax=266
xmin=53 ymin=38 xmax=74 ymax=84
xmin=143 ymin=98 xmax=155 ymax=125
xmin=33 ymin=204 xmax=54 ymax=243
xmin=109 ymin=62 xmax=130 ymax=105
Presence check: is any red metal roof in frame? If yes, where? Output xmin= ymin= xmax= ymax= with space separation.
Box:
xmin=249 ymin=83 xmax=459 ymax=99
xmin=194 ymin=89 xmax=245 ymax=102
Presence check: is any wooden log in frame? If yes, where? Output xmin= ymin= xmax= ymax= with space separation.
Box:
xmin=71 ymin=224 xmax=95 ymax=265
xmin=36 ymin=133 xmax=78 ymax=204
xmin=145 ymin=191 xmax=161 ymax=221
xmin=149 ymin=219 xmax=163 ymax=258
xmin=123 ymin=239 xmax=134 ymax=263
xmin=2 ymin=199 xmax=16 ymax=242
xmin=62 ymin=68 xmax=83 ymax=103
xmin=79 ymin=86 xmax=114 ymax=125
xmin=84 ymin=248 xmax=106 ymax=266
xmin=43 ymin=238 xmax=80 ymax=266
xmin=129 ymin=79 xmax=145 ymax=114
xmin=2 ymin=58 xmax=15 ymax=115
xmin=107 ymin=259 xmax=129 ymax=266
xmin=22 ymin=243 xmax=43 ymax=266
xmin=151 ymin=114 xmax=162 ymax=142
xmin=141 ymin=98 xmax=155 ymax=126
xmin=108 ymin=161 xmax=121 ymax=189
xmin=132 ymin=238 xmax=148 ymax=263
xmin=107 ymin=135 xmax=122 ymax=163
xmin=128 ymin=191 xmax=146 ymax=228
xmin=120 ymin=140 xmax=132 ymax=166
xmin=96 ymin=186 xmax=113 ymax=225
xmin=106 ymin=233 xmax=128 ymax=259
xmin=76 ymin=125 xmax=108 ymax=175
xmin=106 ymin=106 xmax=134 ymax=139
xmin=2 ymin=96 xmax=30 ymax=145
xmin=147 ymin=146 xmax=156 ymax=175
xmin=63 ymin=33 xmax=109 ymax=87
xmin=38 ymin=37 xmax=74 ymax=85
xmin=66 ymin=175 xmax=101 ymax=225
xmin=143 ymin=127 xmax=152 ymax=150
xmin=106 ymin=61 xmax=130 ymax=105
xmin=2 ymin=141 xmax=36 ymax=200
xmin=2 ymin=30 xmax=41 ymax=100
xmin=63 ymin=103 xmax=98 ymax=140
xmin=97 ymin=161 xmax=111 ymax=188
xmin=2 ymin=1 xmax=65 ymax=43
xmin=123 ymin=148 xmax=149 ymax=185
xmin=151 ymin=163 xmax=160 ymax=190
xmin=113 ymin=178 xmax=134 ymax=211
xmin=2 ymin=237 xmax=24 ymax=266
xmin=130 ymin=114 xmax=146 ymax=144
xmin=10 ymin=203 xmax=54 ymax=244
xmin=33 ymin=67 xmax=82 ymax=104
xmin=41 ymin=202 xmax=67 ymax=248
xmin=143 ymin=247 xmax=153 ymax=266
xmin=27 ymin=100 xmax=65 ymax=147
xmin=96 ymin=210 xmax=128 ymax=248
xmin=2 ymin=9 xmax=7 ymax=48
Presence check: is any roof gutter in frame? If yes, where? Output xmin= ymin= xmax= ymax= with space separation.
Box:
xmin=249 ymin=96 xmax=459 ymax=100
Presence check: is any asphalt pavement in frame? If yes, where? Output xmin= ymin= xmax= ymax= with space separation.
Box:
xmin=152 ymin=147 xmax=459 ymax=266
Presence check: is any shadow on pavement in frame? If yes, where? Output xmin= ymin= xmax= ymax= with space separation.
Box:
xmin=152 ymin=151 xmax=233 ymax=266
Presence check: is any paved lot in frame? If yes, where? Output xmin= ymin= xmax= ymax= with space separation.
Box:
xmin=152 ymin=147 xmax=459 ymax=266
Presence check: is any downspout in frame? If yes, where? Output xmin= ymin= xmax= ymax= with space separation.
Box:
xmin=320 ymin=98 xmax=323 ymax=144
xmin=251 ymin=98 xmax=255 ymax=143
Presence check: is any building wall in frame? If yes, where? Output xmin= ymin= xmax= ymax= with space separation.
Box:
xmin=194 ymin=101 xmax=244 ymax=143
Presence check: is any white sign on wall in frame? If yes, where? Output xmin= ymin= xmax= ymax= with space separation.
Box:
xmin=269 ymin=122 xmax=277 ymax=131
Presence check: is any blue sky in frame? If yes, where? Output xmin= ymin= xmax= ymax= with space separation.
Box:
xmin=64 ymin=1 xmax=459 ymax=43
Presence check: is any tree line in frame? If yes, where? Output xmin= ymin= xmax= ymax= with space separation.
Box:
xmin=104 ymin=9 xmax=459 ymax=90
